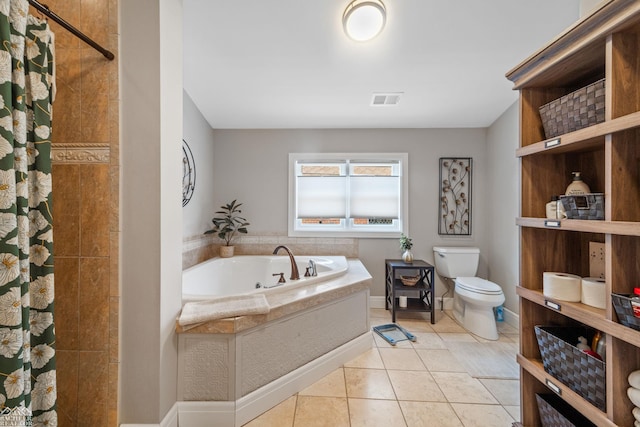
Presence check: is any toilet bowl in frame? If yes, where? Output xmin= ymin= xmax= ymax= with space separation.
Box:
xmin=433 ymin=246 xmax=505 ymax=340
xmin=453 ymin=276 xmax=505 ymax=340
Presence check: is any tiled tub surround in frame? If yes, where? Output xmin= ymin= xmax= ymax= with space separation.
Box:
xmin=182 ymin=233 xmax=359 ymax=269
xmin=176 ymin=260 xmax=372 ymax=426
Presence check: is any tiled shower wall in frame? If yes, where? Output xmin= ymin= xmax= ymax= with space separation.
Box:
xmin=45 ymin=0 xmax=119 ymax=426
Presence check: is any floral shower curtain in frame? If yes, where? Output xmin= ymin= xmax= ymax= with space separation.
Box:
xmin=0 ymin=0 xmax=56 ymax=425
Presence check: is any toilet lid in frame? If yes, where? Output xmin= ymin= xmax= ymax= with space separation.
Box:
xmin=456 ymin=277 xmax=503 ymax=295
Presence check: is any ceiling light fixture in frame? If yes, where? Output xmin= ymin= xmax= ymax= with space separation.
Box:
xmin=342 ymin=0 xmax=387 ymax=42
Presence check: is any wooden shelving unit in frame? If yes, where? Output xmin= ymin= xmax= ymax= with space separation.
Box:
xmin=506 ymin=1 xmax=640 ymax=426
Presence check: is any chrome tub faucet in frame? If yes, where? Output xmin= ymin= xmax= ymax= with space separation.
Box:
xmin=307 ymin=259 xmax=317 ymax=277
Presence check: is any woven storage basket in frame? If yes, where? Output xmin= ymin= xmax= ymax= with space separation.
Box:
xmin=539 ymin=78 xmax=605 ymax=139
xmin=611 ymin=293 xmax=640 ymax=331
xmin=536 ymin=394 xmax=596 ymax=427
xmin=559 ymin=193 xmax=604 ymax=220
xmin=534 ymin=325 xmax=606 ymax=411
xmin=400 ymin=275 xmax=419 ymax=286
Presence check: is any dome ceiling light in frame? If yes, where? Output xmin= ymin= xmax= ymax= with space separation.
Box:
xmin=342 ymin=0 xmax=387 ymax=42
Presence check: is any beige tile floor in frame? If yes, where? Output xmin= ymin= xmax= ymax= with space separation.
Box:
xmin=243 ymin=308 xmax=520 ymax=427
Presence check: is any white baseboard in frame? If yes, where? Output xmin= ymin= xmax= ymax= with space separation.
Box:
xmin=177 ymin=332 xmax=372 ymax=427
xmin=369 ymin=296 xmax=385 ymax=308
xmin=503 ymin=306 xmax=519 ymax=331
xmin=370 ymin=296 xmax=518 ymax=331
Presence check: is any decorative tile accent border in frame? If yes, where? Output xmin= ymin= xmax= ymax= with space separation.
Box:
xmin=52 ymin=143 xmax=110 ymax=164
xmin=182 ymin=233 xmax=359 ymax=269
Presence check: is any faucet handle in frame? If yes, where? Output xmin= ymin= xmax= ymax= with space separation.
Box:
xmin=304 ymin=267 xmax=311 ymax=277
xmin=272 ymin=272 xmax=286 ymax=283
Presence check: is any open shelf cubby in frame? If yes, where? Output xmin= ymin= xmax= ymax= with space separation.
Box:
xmin=506 ymin=2 xmax=640 ymax=426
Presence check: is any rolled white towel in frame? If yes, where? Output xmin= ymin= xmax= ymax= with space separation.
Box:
xmin=636 ymin=420 xmax=640 ymax=427
xmin=631 ymin=370 xmax=640 ymax=389
xmin=629 ymin=387 xmax=640 ymax=407
xmin=178 ymin=294 xmax=270 ymax=327
xmin=634 ymin=406 xmax=640 ymax=422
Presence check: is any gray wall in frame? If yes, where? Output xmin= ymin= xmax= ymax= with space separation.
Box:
xmin=486 ymin=102 xmax=520 ymax=314
xmin=211 ymin=128 xmax=490 ymax=298
xmin=183 ymin=91 xmax=217 ymax=237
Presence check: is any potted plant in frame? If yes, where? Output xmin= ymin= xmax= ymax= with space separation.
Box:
xmin=205 ymin=199 xmax=250 ymax=257
xmin=399 ymin=233 xmax=413 ymax=263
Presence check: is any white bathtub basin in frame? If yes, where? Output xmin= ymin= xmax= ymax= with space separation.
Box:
xmin=182 ymin=255 xmax=349 ymax=303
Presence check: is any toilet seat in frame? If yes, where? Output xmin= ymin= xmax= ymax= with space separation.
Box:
xmin=456 ymin=277 xmax=503 ymax=295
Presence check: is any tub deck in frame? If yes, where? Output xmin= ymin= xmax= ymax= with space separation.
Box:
xmin=176 ymin=259 xmax=372 ymax=334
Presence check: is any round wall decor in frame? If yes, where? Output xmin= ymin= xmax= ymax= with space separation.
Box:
xmin=182 ymin=139 xmax=196 ymax=207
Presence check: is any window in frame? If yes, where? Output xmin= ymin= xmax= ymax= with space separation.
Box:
xmin=289 ymin=153 xmax=408 ymax=237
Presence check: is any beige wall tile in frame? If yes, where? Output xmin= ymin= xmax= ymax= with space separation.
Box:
xmin=52 ymin=164 xmax=80 ymax=256
xmin=109 ymin=102 xmax=120 ymax=165
xmin=109 ymin=166 xmax=119 ymax=231
xmin=80 ymin=0 xmax=109 ymax=45
xmin=46 ymin=0 xmax=119 ymax=425
xmin=78 ymin=351 xmax=109 ymax=427
xmin=80 ymin=84 xmax=109 ymax=142
xmin=42 ymin=0 xmax=81 ymax=48
xmin=80 ymin=164 xmax=110 ymax=256
xmin=55 ymin=257 xmax=79 ymax=351
xmin=56 ymin=350 xmax=79 ymax=426
xmin=79 ymin=258 xmax=109 ymax=351
xmin=109 ymin=296 xmax=119 ymax=362
xmin=109 ymin=231 xmax=119 ymax=296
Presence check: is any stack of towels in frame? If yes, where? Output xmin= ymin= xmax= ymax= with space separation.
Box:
xmin=178 ymin=294 xmax=270 ymax=330
xmin=626 ymin=370 xmax=640 ymax=425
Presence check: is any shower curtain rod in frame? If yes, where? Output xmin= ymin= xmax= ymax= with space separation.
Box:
xmin=28 ymin=0 xmax=115 ymax=60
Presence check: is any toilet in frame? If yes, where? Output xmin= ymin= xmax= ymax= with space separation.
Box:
xmin=432 ymin=246 xmax=505 ymax=340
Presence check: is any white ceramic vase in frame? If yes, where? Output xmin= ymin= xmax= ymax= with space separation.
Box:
xmin=402 ymin=249 xmax=413 ymax=264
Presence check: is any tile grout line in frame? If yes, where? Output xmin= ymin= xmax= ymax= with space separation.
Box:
xmin=341 ymin=365 xmax=352 ymax=427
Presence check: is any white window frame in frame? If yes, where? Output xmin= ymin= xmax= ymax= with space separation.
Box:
xmin=288 ymin=153 xmax=409 ymax=238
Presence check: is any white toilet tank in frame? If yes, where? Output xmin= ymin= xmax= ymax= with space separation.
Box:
xmin=433 ymin=246 xmax=480 ymax=278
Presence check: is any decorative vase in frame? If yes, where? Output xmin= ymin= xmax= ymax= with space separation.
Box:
xmin=220 ymin=245 xmax=235 ymax=258
xmin=402 ymin=249 xmax=413 ymax=264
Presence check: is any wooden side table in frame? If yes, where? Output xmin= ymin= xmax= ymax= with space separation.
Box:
xmin=385 ymin=259 xmax=435 ymax=324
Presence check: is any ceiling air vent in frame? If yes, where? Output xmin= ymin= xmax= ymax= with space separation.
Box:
xmin=371 ymin=92 xmax=402 ymax=106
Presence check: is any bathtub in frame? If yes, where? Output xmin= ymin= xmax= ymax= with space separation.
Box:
xmin=177 ymin=257 xmax=371 ymax=427
xmin=182 ymin=255 xmax=349 ymax=302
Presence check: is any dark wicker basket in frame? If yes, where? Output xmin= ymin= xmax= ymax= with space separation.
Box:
xmin=611 ymin=293 xmax=640 ymax=331
xmin=536 ymin=394 xmax=596 ymax=427
xmin=559 ymin=193 xmax=604 ymax=220
xmin=539 ymin=79 xmax=605 ymax=139
xmin=534 ymin=325 xmax=606 ymax=411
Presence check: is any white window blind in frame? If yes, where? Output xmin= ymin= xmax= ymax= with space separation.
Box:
xmin=297 ymin=175 xmax=347 ymax=218
xmin=289 ymin=153 xmax=408 ymax=237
